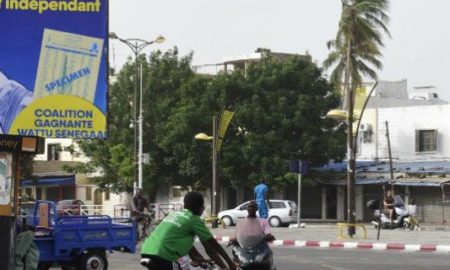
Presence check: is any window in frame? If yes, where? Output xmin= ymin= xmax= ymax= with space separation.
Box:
xmin=24 ymin=188 xmax=32 ymax=196
xmin=172 ymin=186 xmax=189 ymax=198
xmin=269 ymin=201 xmax=286 ymax=209
xmin=85 ymin=187 xmax=92 ymax=201
xmin=47 ymin=144 xmax=62 ymax=161
xmin=415 ymin=130 xmax=437 ymax=152
xmin=239 ymin=203 xmax=249 ymax=211
xmin=104 ymin=190 xmax=110 ymax=201
xmin=36 ymin=188 xmax=42 ymax=200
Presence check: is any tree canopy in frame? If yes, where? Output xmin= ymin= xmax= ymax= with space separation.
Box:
xmin=71 ymin=49 xmax=345 ymax=195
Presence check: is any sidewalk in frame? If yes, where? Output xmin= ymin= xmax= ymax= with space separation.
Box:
xmin=210 ymin=223 xmax=450 ymax=253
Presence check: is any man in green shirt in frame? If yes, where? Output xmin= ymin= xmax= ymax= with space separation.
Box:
xmin=141 ymin=191 xmax=236 ymax=270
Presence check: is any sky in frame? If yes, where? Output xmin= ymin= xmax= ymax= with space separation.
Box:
xmin=109 ymin=0 xmax=450 ymax=100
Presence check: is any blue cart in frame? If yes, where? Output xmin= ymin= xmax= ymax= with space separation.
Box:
xmin=29 ymin=201 xmax=136 ymax=270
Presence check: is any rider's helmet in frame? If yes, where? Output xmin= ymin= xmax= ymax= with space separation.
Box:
xmin=366 ymin=199 xmax=379 ymax=210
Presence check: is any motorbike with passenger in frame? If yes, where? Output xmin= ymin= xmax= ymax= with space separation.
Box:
xmin=228 ymin=201 xmax=276 ymax=270
xmin=367 ymin=195 xmax=412 ymax=229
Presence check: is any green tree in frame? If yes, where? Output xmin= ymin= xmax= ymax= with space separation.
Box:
xmin=70 ymin=50 xmax=345 ymax=196
xmin=219 ymin=55 xmax=345 ymax=189
xmin=323 ymin=0 xmax=390 ymax=90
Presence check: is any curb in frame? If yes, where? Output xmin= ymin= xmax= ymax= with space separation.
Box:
xmin=213 ymin=236 xmax=450 ymax=253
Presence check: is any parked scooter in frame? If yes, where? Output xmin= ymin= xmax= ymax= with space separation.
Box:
xmin=367 ymin=195 xmax=412 ymax=229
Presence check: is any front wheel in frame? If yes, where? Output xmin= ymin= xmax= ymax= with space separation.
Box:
xmin=79 ymin=250 xmax=108 ymax=270
xmin=221 ymin=216 xmax=233 ymax=227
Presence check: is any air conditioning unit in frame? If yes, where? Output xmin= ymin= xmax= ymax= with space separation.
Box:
xmin=360 ymin=123 xmax=371 ymax=132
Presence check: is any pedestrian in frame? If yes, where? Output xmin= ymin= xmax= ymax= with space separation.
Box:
xmin=254 ymin=179 xmax=270 ymax=219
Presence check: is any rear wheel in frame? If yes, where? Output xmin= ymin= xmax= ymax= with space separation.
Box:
xmin=79 ymin=250 xmax=108 ymax=270
xmin=269 ymin=216 xmax=281 ymax=227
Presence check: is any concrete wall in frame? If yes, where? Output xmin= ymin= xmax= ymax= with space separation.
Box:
xmin=359 ymin=104 xmax=450 ymax=161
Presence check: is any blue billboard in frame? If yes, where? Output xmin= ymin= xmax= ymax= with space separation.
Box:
xmin=0 ymin=0 xmax=108 ymax=138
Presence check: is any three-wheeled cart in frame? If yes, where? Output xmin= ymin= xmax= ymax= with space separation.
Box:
xmin=29 ymin=200 xmax=135 ymax=270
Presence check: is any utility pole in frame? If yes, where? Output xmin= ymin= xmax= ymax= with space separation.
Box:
xmin=211 ymin=116 xmax=219 ymax=228
xmin=347 ymin=85 xmax=356 ymax=237
xmin=385 ymin=121 xmax=394 ymax=193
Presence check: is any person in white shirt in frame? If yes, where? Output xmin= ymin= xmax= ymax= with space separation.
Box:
xmin=0 ymin=71 xmax=33 ymax=134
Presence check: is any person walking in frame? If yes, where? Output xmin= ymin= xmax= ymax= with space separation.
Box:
xmin=254 ymin=179 xmax=270 ymax=219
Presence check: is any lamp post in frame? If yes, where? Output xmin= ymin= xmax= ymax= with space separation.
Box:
xmin=109 ymin=32 xmax=165 ymax=193
xmin=327 ymin=82 xmax=378 ymax=237
xmin=195 ymin=116 xmax=219 ymax=227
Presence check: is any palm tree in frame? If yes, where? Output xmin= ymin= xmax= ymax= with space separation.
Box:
xmin=323 ymin=0 xmax=390 ymax=236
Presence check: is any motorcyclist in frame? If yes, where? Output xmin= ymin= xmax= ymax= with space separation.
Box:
xmin=383 ymin=190 xmax=395 ymax=223
xmin=231 ymin=200 xmax=275 ymax=270
xmin=235 ymin=200 xmax=275 ymax=247
xmin=140 ymin=191 xmax=237 ymax=270
xmin=131 ymin=188 xmax=151 ymax=215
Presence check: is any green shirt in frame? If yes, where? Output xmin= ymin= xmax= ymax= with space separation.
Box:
xmin=141 ymin=209 xmax=213 ymax=261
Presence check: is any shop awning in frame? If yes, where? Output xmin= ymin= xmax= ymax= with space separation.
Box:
xmin=327 ymin=178 xmax=450 ymax=187
xmin=21 ymin=176 xmax=75 ymax=187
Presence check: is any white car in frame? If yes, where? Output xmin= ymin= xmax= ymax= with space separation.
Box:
xmin=218 ymin=199 xmax=298 ymax=227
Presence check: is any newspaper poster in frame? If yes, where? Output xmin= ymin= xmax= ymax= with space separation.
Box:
xmin=0 ymin=154 xmax=11 ymax=205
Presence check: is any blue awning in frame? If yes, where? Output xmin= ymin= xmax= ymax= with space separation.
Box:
xmin=21 ymin=176 xmax=75 ymax=187
xmin=317 ymin=160 xmax=450 ymax=174
xmin=328 ymin=178 xmax=450 ymax=187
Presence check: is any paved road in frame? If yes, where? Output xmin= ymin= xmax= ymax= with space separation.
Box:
xmin=211 ymin=223 xmax=450 ymax=245
xmin=106 ymin=245 xmax=450 ymax=270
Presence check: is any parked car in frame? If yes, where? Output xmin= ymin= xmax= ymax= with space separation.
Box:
xmin=218 ymin=199 xmax=298 ymax=227
xmin=56 ymin=199 xmax=85 ymax=216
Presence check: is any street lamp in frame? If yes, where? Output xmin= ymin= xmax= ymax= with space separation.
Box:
xmin=109 ymin=32 xmax=165 ymax=193
xmin=195 ymin=116 xmax=219 ymax=227
xmin=326 ymin=82 xmax=378 ymax=237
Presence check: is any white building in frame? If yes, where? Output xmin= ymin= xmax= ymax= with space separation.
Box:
xmin=323 ymin=80 xmax=450 ymax=223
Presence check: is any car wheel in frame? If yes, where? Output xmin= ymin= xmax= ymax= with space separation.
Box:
xmin=269 ymin=216 xmax=281 ymax=227
xmin=221 ymin=216 xmax=233 ymax=227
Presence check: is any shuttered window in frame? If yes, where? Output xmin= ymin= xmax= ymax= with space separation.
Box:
xmin=415 ymin=130 xmax=437 ymax=152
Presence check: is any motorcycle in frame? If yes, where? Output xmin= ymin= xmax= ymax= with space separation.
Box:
xmin=229 ymin=240 xmax=275 ymax=270
xmin=141 ymin=256 xmax=220 ymax=270
xmin=177 ymin=256 xmax=220 ymax=270
xmin=228 ymin=218 xmax=276 ymax=270
xmin=367 ymin=195 xmax=413 ymax=230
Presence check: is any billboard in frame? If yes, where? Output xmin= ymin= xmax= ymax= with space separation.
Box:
xmin=0 ymin=0 xmax=108 ymax=139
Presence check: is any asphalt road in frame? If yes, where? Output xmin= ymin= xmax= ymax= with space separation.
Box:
xmin=105 ymin=245 xmax=450 ymax=270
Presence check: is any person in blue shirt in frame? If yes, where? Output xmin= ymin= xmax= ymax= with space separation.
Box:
xmin=254 ymin=179 xmax=270 ymax=219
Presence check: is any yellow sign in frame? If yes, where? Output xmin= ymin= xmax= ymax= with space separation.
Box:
xmin=217 ymin=110 xmax=234 ymax=152
xmin=10 ymin=95 xmax=107 ymax=139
